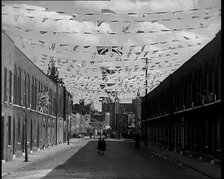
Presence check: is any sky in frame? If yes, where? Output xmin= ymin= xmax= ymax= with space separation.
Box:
xmin=2 ymin=0 xmax=221 ymax=110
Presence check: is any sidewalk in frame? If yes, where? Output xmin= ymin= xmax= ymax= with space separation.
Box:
xmin=139 ymin=142 xmax=221 ymax=179
xmin=2 ymin=138 xmax=88 ymax=177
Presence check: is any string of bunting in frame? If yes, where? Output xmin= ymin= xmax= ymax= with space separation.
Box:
xmin=2 ymin=8 xmax=220 ymax=23
xmin=16 ymin=33 xmax=203 ymax=54
xmin=2 ymin=3 xmax=219 ymax=17
xmin=33 ymin=48 xmax=189 ymax=72
xmin=5 ymin=22 xmax=209 ymax=35
xmin=20 ymin=35 xmax=202 ymax=61
xmin=2 ymin=3 xmax=219 ymax=101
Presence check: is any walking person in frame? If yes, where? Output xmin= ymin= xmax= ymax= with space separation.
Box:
xmin=97 ymin=138 xmax=102 ymax=155
xmin=101 ymin=138 xmax=106 ymax=155
xmin=135 ymin=132 xmax=141 ymax=149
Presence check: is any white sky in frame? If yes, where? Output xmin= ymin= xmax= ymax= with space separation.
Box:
xmin=2 ymin=0 xmax=221 ymax=109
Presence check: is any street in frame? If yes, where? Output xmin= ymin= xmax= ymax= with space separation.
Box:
xmin=3 ymin=139 xmax=209 ymax=179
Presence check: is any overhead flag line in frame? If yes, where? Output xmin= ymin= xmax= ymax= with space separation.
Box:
xmin=5 ymin=23 xmax=209 ymax=35
xmin=18 ymin=34 xmax=201 ymax=59
xmin=28 ymin=43 xmax=202 ymax=64
xmin=2 ymin=9 xmax=220 ymax=23
xmin=15 ymin=33 xmax=204 ymax=50
xmin=2 ymin=3 xmax=219 ymax=16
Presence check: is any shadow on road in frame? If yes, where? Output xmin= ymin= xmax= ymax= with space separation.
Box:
xmin=42 ymin=141 xmax=208 ymax=179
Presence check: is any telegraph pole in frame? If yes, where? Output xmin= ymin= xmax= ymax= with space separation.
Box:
xmin=144 ymin=58 xmax=148 ymax=147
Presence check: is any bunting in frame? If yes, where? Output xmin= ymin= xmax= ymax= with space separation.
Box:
xmin=2 ymin=2 xmax=220 ymax=102
xmin=97 ymin=20 xmax=104 ymax=27
xmin=6 ymin=22 xmax=211 ymax=35
xmin=2 ymin=3 xmax=219 ymax=17
xmin=2 ymin=7 xmax=220 ymax=23
xmin=97 ymin=46 xmax=109 ymax=55
xmin=101 ymin=9 xmax=116 ymax=14
xmin=73 ymin=45 xmax=79 ymax=52
xmin=123 ymin=21 xmax=131 ymax=33
xmin=112 ymin=46 xmax=123 ymax=56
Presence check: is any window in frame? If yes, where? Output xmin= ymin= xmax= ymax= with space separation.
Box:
xmin=49 ymin=89 xmax=52 ymax=115
xmin=31 ymin=77 xmax=34 ymax=109
xmin=17 ymin=69 xmax=20 ymax=105
xmin=14 ymin=67 xmax=17 ymax=104
xmin=35 ymin=79 xmax=37 ymax=110
xmin=18 ymin=69 xmax=21 ymax=105
xmin=41 ymin=83 xmax=43 ymax=92
xmin=46 ymin=87 xmax=48 ymax=114
xmin=24 ymin=72 xmax=26 ymax=106
xmin=1 ymin=116 xmax=4 ymax=160
xmin=17 ymin=118 xmax=20 ymax=141
xmin=9 ymin=71 xmax=12 ymax=103
xmin=38 ymin=81 xmax=40 ymax=92
xmin=8 ymin=116 xmax=12 ymax=145
xmin=28 ymin=74 xmax=30 ymax=107
xmin=4 ymin=68 xmax=7 ymax=101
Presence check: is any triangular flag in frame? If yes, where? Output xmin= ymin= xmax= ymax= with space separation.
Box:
xmin=144 ymin=51 xmax=149 ymax=57
xmin=101 ymin=9 xmax=116 ymax=14
xmin=14 ymin=15 xmax=19 ymax=22
xmin=97 ymin=20 xmax=104 ymax=27
xmin=141 ymin=45 xmax=146 ymax=52
xmin=49 ymin=43 xmax=56 ymax=51
xmin=123 ymin=21 xmax=130 ymax=33
xmin=97 ymin=46 xmax=109 ymax=55
xmin=42 ymin=18 xmax=48 ymax=22
xmin=112 ymin=46 xmax=123 ymax=56
xmin=73 ymin=45 xmax=79 ymax=52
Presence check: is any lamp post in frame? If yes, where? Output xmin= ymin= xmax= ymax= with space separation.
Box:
xmin=144 ymin=58 xmax=148 ymax=147
xmin=136 ymin=88 xmax=140 ymax=134
xmin=114 ymin=92 xmax=118 ymax=138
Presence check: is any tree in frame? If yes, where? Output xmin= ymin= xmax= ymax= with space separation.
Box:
xmin=47 ymin=58 xmax=64 ymax=84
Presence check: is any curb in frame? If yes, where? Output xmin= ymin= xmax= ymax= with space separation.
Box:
xmin=140 ymin=143 xmax=221 ymax=179
xmin=2 ymin=139 xmax=87 ymax=177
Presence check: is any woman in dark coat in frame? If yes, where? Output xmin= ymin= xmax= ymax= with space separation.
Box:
xmin=135 ymin=132 xmax=141 ymax=149
xmin=97 ymin=138 xmax=102 ymax=155
xmin=101 ymin=138 xmax=106 ymax=155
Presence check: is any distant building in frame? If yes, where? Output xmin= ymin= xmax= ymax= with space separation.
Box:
xmin=102 ymin=102 xmax=134 ymax=136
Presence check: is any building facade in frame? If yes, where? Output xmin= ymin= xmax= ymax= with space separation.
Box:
xmin=141 ymin=31 xmax=221 ymax=160
xmin=102 ymin=102 xmax=134 ymax=137
xmin=2 ymin=32 xmax=15 ymax=162
xmin=1 ymin=31 xmax=73 ymax=162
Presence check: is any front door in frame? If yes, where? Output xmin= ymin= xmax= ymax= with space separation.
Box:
xmin=13 ymin=118 xmax=16 ymax=155
xmin=31 ymin=119 xmax=33 ymax=151
xmin=1 ymin=116 xmax=5 ymax=160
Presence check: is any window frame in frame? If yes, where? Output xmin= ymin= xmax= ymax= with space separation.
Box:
xmin=4 ymin=67 xmax=7 ymax=102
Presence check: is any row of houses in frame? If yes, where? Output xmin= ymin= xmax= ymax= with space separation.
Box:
xmin=141 ymin=31 xmax=221 ymax=160
xmin=1 ymin=31 xmax=73 ymax=162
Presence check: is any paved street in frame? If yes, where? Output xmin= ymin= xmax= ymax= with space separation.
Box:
xmin=3 ymin=140 xmax=209 ymax=179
